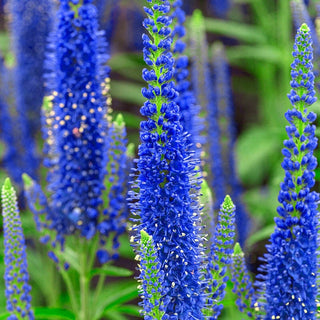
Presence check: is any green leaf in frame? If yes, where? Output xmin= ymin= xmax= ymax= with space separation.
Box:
xmin=35 ymin=307 xmax=75 ymax=320
xmin=116 ymin=305 xmax=141 ymax=316
xmin=0 ymin=313 xmax=10 ymax=319
xmin=103 ymin=310 xmax=128 ymax=320
xmin=247 ymin=224 xmax=275 ymax=247
xmin=59 ymin=247 xmax=80 ymax=273
xmin=90 ymin=265 xmax=133 ymax=278
xmin=226 ymin=45 xmax=283 ymax=65
xmin=103 ymin=282 xmax=138 ymax=311
xmin=110 ymin=80 xmax=145 ymax=105
xmin=243 ymin=186 xmax=278 ymax=225
xmin=93 ymin=281 xmax=138 ymax=320
xmin=109 ymin=52 xmax=144 ymax=81
xmin=236 ymin=126 xmax=283 ymax=186
xmin=203 ymin=18 xmax=267 ymax=44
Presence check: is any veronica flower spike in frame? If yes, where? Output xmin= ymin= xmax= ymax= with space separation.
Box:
xmin=262 ymin=23 xmax=319 ymax=319
xmin=130 ymin=0 xmax=205 ymax=318
xmin=137 ymin=230 xmax=166 ymax=319
xmin=42 ymin=0 xmax=110 ymax=243
xmin=97 ymin=113 xmax=130 ymax=263
xmin=9 ymin=0 xmax=53 ymax=135
xmin=230 ymin=243 xmax=259 ymax=319
xmin=205 ymin=195 xmax=236 ymax=319
xmin=169 ymin=0 xmax=204 ymax=160
xmin=211 ymin=42 xmax=250 ymax=246
xmin=2 ymin=178 xmax=34 ymax=319
xmin=189 ymin=10 xmax=227 ymax=210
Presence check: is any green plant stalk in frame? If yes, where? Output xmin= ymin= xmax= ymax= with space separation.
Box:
xmin=256 ymin=63 xmax=279 ymax=125
xmin=60 ymin=267 xmax=78 ymax=313
xmin=93 ymin=273 xmax=107 ymax=317
xmin=79 ymin=241 xmax=90 ymax=320
xmin=45 ymin=248 xmax=62 ymax=307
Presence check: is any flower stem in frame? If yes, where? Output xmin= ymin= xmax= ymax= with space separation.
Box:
xmin=79 ymin=241 xmax=90 ymax=320
xmin=60 ymin=268 xmax=78 ymax=313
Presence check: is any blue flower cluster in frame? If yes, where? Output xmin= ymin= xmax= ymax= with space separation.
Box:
xmin=170 ymin=0 xmax=204 ymax=160
xmin=2 ymin=178 xmax=34 ymax=319
xmin=206 ymin=195 xmax=236 ymax=319
xmin=130 ymin=0 xmax=205 ymax=317
xmin=290 ymin=0 xmax=320 ymax=62
xmin=38 ymin=0 xmax=110 ymax=243
xmin=137 ymin=230 xmax=166 ymax=319
xmin=9 ymin=0 xmax=53 ymax=135
xmin=189 ymin=10 xmax=227 ymax=208
xmin=96 ymin=114 xmax=131 ymax=263
xmin=95 ymin=0 xmax=119 ymax=47
xmin=2 ymin=0 xmax=53 ymax=183
xmin=211 ymin=43 xmax=250 ymax=246
xmin=0 ymin=59 xmax=20 ymax=183
xmin=231 ymin=243 xmax=258 ymax=318
xmin=262 ymin=24 xmax=319 ymax=319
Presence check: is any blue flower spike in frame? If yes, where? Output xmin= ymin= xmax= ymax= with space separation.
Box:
xmin=211 ymin=42 xmax=250 ymax=247
xmin=97 ymin=113 xmax=130 ymax=263
xmin=205 ymin=195 xmax=236 ymax=319
xmin=169 ymin=0 xmax=204 ymax=159
xmin=4 ymin=0 xmax=53 ymax=183
xmin=189 ymin=9 xmax=212 ymax=142
xmin=22 ymin=173 xmax=50 ymax=234
xmin=41 ymin=0 xmax=110 ymax=243
xmin=262 ymin=23 xmax=319 ymax=320
xmin=130 ymin=0 xmax=206 ymax=318
xmin=137 ymin=230 xmax=165 ymax=320
xmin=290 ymin=0 xmax=320 ymax=79
xmin=230 ymin=243 xmax=259 ymax=319
xmin=9 ymin=0 xmax=53 ymax=135
xmin=2 ymin=178 xmax=34 ymax=320
xmin=189 ymin=10 xmax=227 ymax=212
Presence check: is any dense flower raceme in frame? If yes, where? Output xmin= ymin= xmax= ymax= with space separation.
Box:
xmin=189 ymin=11 xmax=249 ymax=246
xmin=230 ymin=243 xmax=259 ymax=318
xmin=0 ymin=58 xmax=20 ymax=184
xmin=261 ymin=24 xmax=319 ymax=320
xmin=290 ymin=0 xmax=320 ymax=76
xmin=211 ymin=43 xmax=250 ymax=246
xmin=97 ymin=113 xmax=131 ymax=263
xmin=137 ymin=230 xmax=166 ymax=320
xmin=8 ymin=0 xmax=53 ymax=135
xmin=205 ymin=195 xmax=236 ymax=320
xmin=24 ymin=0 xmax=114 ymax=253
xmin=44 ymin=0 xmax=110 ymax=241
xmin=2 ymin=178 xmax=34 ymax=319
xmin=189 ymin=10 xmax=226 ymax=205
xmin=130 ymin=0 xmax=206 ymax=318
xmin=2 ymin=0 xmax=54 ymax=183
xmin=94 ymin=0 xmax=119 ymax=47
xmin=169 ymin=0 xmax=204 ymax=160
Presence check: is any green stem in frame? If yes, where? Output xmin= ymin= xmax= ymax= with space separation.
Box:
xmin=60 ymin=268 xmax=78 ymax=313
xmin=79 ymin=241 xmax=90 ymax=320
xmin=93 ymin=273 xmax=107 ymax=318
xmin=48 ymin=259 xmax=61 ymax=307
